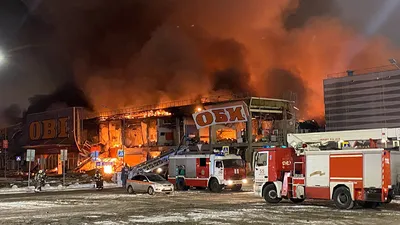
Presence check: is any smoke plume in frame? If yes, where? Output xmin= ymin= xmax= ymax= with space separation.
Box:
xmin=4 ymin=0 xmax=400 ymax=123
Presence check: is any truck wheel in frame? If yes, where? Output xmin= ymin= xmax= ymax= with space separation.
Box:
xmin=209 ymin=179 xmax=222 ymax=193
xmin=263 ymin=184 xmax=282 ymax=203
xmin=358 ymin=201 xmax=380 ymax=209
xmin=290 ymin=198 xmax=305 ymax=204
xmin=127 ymin=185 xmax=135 ymax=194
xmin=231 ymin=184 xmax=242 ymax=192
xmin=333 ymin=187 xmax=354 ymax=209
xmin=147 ymin=186 xmax=155 ymax=195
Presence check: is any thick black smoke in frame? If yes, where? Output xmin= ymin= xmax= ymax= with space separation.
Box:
xmin=283 ymin=0 xmax=341 ymax=30
xmin=17 ymin=0 xmax=254 ymax=111
xmin=263 ymin=68 xmax=308 ymax=114
xmin=23 ymin=83 xmax=92 ymax=117
xmin=1 ymin=104 xmax=22 ymax=125
xmin=3 ymin=0 xmax=385 ymax=126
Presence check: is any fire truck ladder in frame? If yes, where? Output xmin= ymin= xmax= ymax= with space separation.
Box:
xmin=287 ymin=128 xmax=400 ymax=154
xmin=128 ymin=147 xmax=187 ymax=178
xmin=128 ymin=136 xmax=188 ymax=178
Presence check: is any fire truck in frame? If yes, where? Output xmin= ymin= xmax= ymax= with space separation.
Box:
xmin=254 ymin=128 xmax=400 ymax=209
xmin=168 ymin=151 xmax=247 ymax=192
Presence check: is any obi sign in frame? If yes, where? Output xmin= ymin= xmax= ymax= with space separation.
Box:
xmin=29 ymin=117 xmax=69 ymax=140
xmin=192 ymin=102 xmax=249 ymax=129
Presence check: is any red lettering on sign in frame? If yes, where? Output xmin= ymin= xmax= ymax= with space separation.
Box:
xmin=226 ymin=107 xmax=245 ymax=121
xmin=212 ymin=109 xmax=228 ymax=123
xmin=195 ymin=111 xmax=214 ymax=127
xmin=192 ymin=103 xmax=249 ymax=129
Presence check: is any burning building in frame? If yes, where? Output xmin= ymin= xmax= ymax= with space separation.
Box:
xmin=1 ymin=94 xmax=295 ymax=173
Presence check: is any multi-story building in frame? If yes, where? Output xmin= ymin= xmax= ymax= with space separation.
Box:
xmin=324 ymin=65 xmax=400 ymax=131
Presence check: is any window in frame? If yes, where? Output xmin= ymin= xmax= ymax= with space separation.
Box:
xmin=139 ymin=175 xmax=148 ymax=182
xmin=200 ymin=158 xmax=206 ymax=167
xmin=132 ymin=175 xmax=141 ymax=181
xmin=256 ymin=153 xmax=268 ymax=166
xmin=216 ymin=161 xmax=222 ymax=168
xmin=146 ymin=174 xmax=165 ymax=182
xmin=223 ymin=159 xmax=244 ymax=168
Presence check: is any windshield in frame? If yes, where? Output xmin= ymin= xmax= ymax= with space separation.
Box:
xmin=256 ymin=153 xmax=268 ymax=166
xmin=223 ymin=159 xmax=244 ymax=168
xmin=146 ymin=174 xmax=166 ymax=182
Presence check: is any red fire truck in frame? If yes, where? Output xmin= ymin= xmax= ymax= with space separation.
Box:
xmin=168 ymin=152 xmax=247 ymax=192
xmin=254 ymin=128 xmax=400 ymax=209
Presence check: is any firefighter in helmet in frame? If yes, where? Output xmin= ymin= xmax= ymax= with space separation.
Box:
xmin=94 ymin=169 xmax=103 ymax=189
xmin=34 ymin=169 xmax=46 ymax=192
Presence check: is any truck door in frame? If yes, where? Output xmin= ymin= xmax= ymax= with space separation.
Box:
xmin=255 ymin=152 xmax=269 ymax=183
xmin=214 ymin=161 xmax=224 ymax=181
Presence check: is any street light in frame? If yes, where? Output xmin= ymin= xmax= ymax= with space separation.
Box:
xmin=0 ymin=44 xmax=46 ymax=66
xmin=0 ymin=49 xmax=5 ymax=65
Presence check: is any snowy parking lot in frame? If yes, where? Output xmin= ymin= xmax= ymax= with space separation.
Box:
xmin=0 ymin=188 xmax=399 ymax=225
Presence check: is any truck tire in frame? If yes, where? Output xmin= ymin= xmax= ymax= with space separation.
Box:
xmin=127 ymin=185 xmax=135 ymax=194
xmin=209 ymin=179 xmax=222 ymax=193
xmin=290 ymin=198 xmax=305 ymax=204
xmin=263 ymin=184 xmax=282 ymax=203
xmin=231 ymin=184 xmax=242 ymax=192
xmin=333 ymin=187 xmax=354 ymax=209
xmin=358 ymin=201 xmax=380 ymax=209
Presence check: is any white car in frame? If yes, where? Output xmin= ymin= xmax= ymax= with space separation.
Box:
xmin=126 ymin=173 xmax=174 ymax=195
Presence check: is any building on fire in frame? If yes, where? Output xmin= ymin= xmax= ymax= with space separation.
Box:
xmin=324 ymin=65 xmax=400 ymax=131
xmin=0 ymin=94 xmax=296 ymax=174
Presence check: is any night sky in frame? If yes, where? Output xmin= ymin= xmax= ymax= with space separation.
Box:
xmin=1 ymin=0 xmax=400 ymax=126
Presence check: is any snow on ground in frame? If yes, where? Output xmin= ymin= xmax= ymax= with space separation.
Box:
xmin=0 ymin=189 xmax=399 ymax=225
xmin=0 ymin=182 xmax=117 ymax=194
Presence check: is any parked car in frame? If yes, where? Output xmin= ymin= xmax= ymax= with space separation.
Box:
xmin=126 ymin=172 xmax=174 ymax=195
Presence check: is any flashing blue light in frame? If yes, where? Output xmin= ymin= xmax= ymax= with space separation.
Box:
xmin=281 ymin=145 xmax=287 ymax=148
xmin=263 ymin=145 xmax=270 ymax=148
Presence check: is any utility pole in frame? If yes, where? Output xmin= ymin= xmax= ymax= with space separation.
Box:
xmin=4 ymin=128 xmax=7 ymax=179
xmin=122 ymin=118 xmax=125 ymax=165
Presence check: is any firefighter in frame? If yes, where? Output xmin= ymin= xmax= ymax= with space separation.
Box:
xmin=34 ymin=170 xmax=46 ymax=192
xmin=94 ymin=169 xmax=103 ymax=190
xmin=120 ymin=165 xmax=129 ymax=188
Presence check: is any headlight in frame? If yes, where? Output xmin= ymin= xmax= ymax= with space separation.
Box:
xmin=242 ymin=179 xmax=248 ymax=184
xmin=227 ymin=180 xmax=233 ymax=185
xmin=156 ymin=168 xmax=163 ymax=173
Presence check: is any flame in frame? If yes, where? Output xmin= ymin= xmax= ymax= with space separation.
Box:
xmin=122 ymin=110 xmax=172 ymax=119
xmin=103 ymin=165 xmax=113 ymax=174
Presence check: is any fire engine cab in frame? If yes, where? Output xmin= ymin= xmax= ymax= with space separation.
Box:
xmin=168 ymin=151 xmax=247 ymax=192
xmin=254 ymin=128 xmax=400 ymax=209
